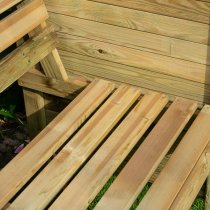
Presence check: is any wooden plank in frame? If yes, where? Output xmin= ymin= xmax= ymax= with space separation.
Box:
xmin=0 ymin=0 xmax=48 ymax=52
xmin=23 ymin=88 xmax=46 ymax=138
xmin=0 ymin=0 xmax=22 ymax=13
xmin=40 ymin=48 xmax=69 ymax=80
xmin=206 ymin=174 xmax=210 ymax=210
xmin=0 ymin=31 xmax=56 ymax=93
xmin=95 ymin=98 xmax=197 ymax=210
xmin=60 ymin=51 xmax=210 ymax=105
xmin=27 ymin=20 xmax=69 ymax=81
xmin=18 ymin=71 xmax=88 ymax=98
xmin=56 ymin=34 xmax=210 ymax=85
xmin=45 ymin=0 xmax=210 ymax=44
xmin=90 ymin=0 xmax=210 ymax=24
xmin=50 ymin=92 xmax=168 ymax=210
xmin=170 ymin=143 xmax=210 ymax=210
xmin=137 ymin=105 xmax=210 ymax=210
xmin=49 ymin=13 xmax=210 ymax=65
xmin=8 ymin=85 xmax=141 ymax=210
xmin=0 ymin=79 xmax=115 ymax=209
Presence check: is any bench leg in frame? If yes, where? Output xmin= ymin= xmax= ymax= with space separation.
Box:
xmin=206 ymin=176 xmax=210 ymax=210
xmin=23 ymin=88 xmax=46 ymax=139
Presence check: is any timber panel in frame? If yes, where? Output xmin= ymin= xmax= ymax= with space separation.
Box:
xmin=44 ymin=0 xmax=210 ymax=105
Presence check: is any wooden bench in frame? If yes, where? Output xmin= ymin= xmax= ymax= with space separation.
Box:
xmin=1 ymin=79 xmax=210 ymax=210
xmin=1 ymin=0 xmax=210 ymax=209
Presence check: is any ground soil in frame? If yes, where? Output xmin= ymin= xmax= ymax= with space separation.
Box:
xmin=0 ymin=117 xmax=30 ymax=169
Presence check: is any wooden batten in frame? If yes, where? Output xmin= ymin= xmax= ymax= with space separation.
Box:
xmin=90 ymin=0 xmax=210 ymax=24
xmin=18 ymin=71 xmax=88 ymax=98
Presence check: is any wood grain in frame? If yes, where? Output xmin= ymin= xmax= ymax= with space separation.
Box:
xmin=95 ymin=98 xmax=197 ymax=210
xmin=18 ymin=71 xmax=87 ymax=98
xmin=49 ymin=92 xmax=168 ymax=210
xmin=0 ymin=79 xmax=115 ymax=209
xmin=206 ymin=173 xmax=210 ymax=210
xmin=137 ymin=105 xmax=210 ymax=210
xmin=56 ymin=34 xmax=210 ymax=85
xmin=59 ymin=50 xmax=210 ymax=105
xmin=49 ymin=12 xmax=210 ymax=65
xmin=23 ymin=88 xmax=46 ymax=139
xmin=0 ymin=0 xmax=22 ymax=13
xmin=29 ymin=21 xmax=69 ymax=81
xmin=45 ymin=0 xmax=210 ymax=44
xmin=0 ymin=31 xmax=56 ymax=93
xmin=90 ymin=0 xmax=210 ymax=24
xmin=170 ymin=143 xmax=210 ymax=210
xmin=8 ymin=85 xmax=141 ymax=210
xmin=0 ymin=0 xmax=48 ymax=52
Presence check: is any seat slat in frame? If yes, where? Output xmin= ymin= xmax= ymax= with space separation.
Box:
xmin=0 ymin=0 xmax=48 ymax=52
xmin=170 ymin=142 xmax=210 ymax=210
xmin=95 ymin=98 xmax=197 ymax=210
xmin=137 ymin=105 xmax=210 ymax=210
xmin=49 ymin=92 xmax=168 ymax=210
xmin=0 ymin=79 xmax=114 ymax=209
xmin=8 ymin=85 xmax=141 ymax=210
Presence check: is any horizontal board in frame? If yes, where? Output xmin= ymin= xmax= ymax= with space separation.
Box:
xmin=0 ymin=79 xmax=115 ymax=209
xmin=18 ymin=71 xmax=87 ymax=98
xmin=90 ymin=0 xmax=210 ymax=24
xmin=45 ymin=0 xmax=210 ymax=44
xmin=0 ymin=0 xmax=48 ymax=52
xmin=8 ymin=85 xmax=141 ymax=210
xmin=56 ymin=33 xmax=210 ymax=84
xmin=49 ymin=13 xmax=210 ymax=65
xmin=59 ymin=50 xmax=210 ymax=104
xmin=0 ymin=0 xmax=22 ymax=13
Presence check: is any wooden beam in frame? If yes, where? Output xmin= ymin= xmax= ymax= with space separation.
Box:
xmin=206 ymin=174 xmax=210 ymax=210
xmin=23 ymin=88 xmax=46 ymax=138
xmin=90 ymin=0 xmax=210 ymax=24
xmin=0 ymin=0 xmax=22 ymax=13
xmin=49 ymin=13 xmax=210 ymax=65
xmin=18 ymin=71 xmax=88 ymax=98
xmin=0 ymin=30 xmax=57 ymax=93
xmin=0 ymin=0 xmax=48 ymax=52
xmin=45 ymin=0 xmax=210 ymax=44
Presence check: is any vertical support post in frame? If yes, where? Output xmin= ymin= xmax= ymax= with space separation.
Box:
xmin=206 ymin=177 xmax=210 ymax=210
xmin=23 ymin=88 xmax=46 ymax=139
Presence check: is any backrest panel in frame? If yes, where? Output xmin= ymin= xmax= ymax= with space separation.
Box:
xmin=44 ymin=0 xmax=210 ymax=104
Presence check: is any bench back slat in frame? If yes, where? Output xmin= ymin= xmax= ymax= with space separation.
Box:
xmin=0 ymin=0 xmax=22 ymax=14
xmin=0 ymin=0 xmax=48 ymax=52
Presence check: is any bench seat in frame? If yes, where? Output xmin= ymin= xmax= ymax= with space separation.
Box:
xmin=1 ymin=79 xmax=210 ymax=210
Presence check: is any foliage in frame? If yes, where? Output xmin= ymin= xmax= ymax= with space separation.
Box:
xmin=0 ymin=105 xmax=23 ymax=125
